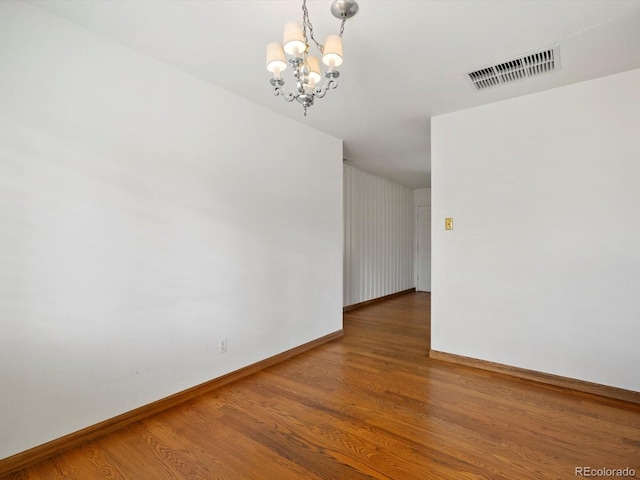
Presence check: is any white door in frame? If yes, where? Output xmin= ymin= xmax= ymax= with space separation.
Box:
xmin=417 ymin=205 xmax=431 ymax=292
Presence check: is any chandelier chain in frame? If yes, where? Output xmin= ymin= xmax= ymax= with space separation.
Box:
xmin=302 ymin=0 xmax=325 ymax=53
xmin=301 ymin=0 xmax=348 ymax=53
xmin=339 ymin=17 xmax=346 ymax=37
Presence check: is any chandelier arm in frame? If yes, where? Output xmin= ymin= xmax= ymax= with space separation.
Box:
xmin=313 ymin=79 xmax=338 ymax=98
xmin=273 ymin=85 xmax=297 ymax=102
xmin=281 ymin=90 xmax=297 ymax=102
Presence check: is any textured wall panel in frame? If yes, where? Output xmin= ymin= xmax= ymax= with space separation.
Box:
xmin=344 ymin=166 xmax=414 ymax=306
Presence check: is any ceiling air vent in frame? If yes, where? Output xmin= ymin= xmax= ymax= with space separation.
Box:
xmin=467 ymin=45 xmax=560 ymax=91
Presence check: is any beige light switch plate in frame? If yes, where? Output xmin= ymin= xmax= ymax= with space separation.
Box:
xmin=445 ymin=218 xmax=453 ymax=230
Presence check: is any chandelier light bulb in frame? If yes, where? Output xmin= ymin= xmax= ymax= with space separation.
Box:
xmin=283 ymin=21 xmax=306 ymax=56
xmin=307 ymin=55 xmax=322 ymax=84
xmin=266 ymin=42 xmax=287 ymax=74
xmin=322 ymin=35 xmax=343 ymax=68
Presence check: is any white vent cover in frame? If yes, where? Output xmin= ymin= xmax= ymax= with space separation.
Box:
xmin=467 ymin=45 xmax=560 ymax=91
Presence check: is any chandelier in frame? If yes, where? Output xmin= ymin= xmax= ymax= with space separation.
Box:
xmin=265 ymin=0 xmax=359 ymax=116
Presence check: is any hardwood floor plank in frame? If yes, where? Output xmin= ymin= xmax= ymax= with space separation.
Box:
xmin=23 ymin=457 xmax=81 ymax=480
xmin=71 ymin=443 xmax=128 ymax=480
xmin=3 ymin=292 xmax=639 ymax=479
xmin=93 ymin=429 xmax=178 ymax=480
xmin=173 ymin=398 xmax=323 ymax=480
xmin=217 ymin=407 xmax=387 ymax=480
xmin=225 ymin=382 xmax=426 ymax=478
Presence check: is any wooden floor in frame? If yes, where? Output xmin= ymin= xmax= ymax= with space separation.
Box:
xmin=3 ymin=292 xmax=640 ymax=479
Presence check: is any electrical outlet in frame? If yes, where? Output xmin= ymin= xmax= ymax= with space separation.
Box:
xmin=218 ymin=338 xmax=228 ymax=354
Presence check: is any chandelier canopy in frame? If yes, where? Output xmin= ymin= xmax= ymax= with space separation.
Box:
xmin=266 ymin=0 xmax=359 ymax=116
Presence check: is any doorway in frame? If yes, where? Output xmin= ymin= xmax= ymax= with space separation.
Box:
xmin=416 ymin=205 xmax=431 ymax=292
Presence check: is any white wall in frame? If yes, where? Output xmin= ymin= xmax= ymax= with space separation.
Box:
xmin=0 ymin=1 xmax=343 ymax=460
xmin=432 ymin=68 xmax=640 ymax=392
xmin=343 ymin=165 xmax=414 ymax=306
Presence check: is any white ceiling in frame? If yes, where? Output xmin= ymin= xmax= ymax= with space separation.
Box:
xmin=29 ymin=0 xmax=640 ymax=188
